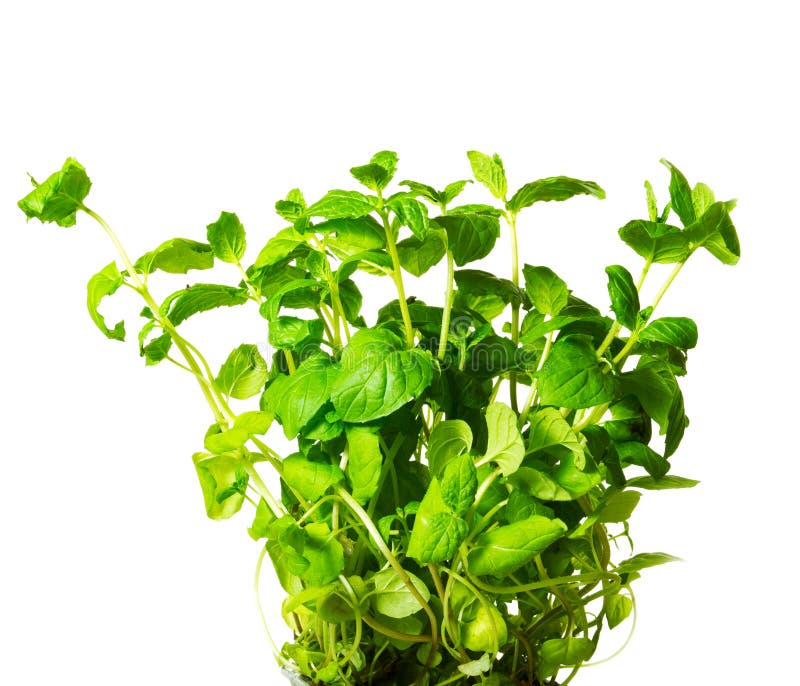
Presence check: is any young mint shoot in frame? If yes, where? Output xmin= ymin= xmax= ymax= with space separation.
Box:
xmin=19 ymin=152 xmax=740 ymax=686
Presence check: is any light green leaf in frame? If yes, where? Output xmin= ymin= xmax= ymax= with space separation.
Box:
xmin=283 ymin=455 xmax=345 ymax=501
xmin=691 ymin=182 xmax=715 ymax=218
xmin=606 ymin=593 xmax=633 ymax=629
xmin=660 ymin=159 xmax=696 ymax=227
xmin=407 ymin=479 xmax=467 ymax=563
xmin=204 ymin=426 xmax=249 ymax=453
xmin=18 ymin=157 xmax=91 ymax=227
xmin=440 ymin=453 xmax=478 ymax=516
xmin=86 ymin=261 xmax=125 ymax=341
xmin=468 ymin=516 xmax=567 ymax=577
xmin=331 ymin=329 xmax=434 ymax=423
xmin=618 ymin=220 xmax=691 ymax=264
xmin=625 ymin=475 xmax=699 ymax=490
xmin=605 ymin=265 xmax=640 ymax=329
xmin=457 ymin=653 xmax=492 ymax=677
xmin=482 ymin=402 xmax=525 ymax=476
xmin=206 ymin=211 xmax=246 ymax=263
xmin=467 ymin=150 xmax=507 ymax=200
xmin=509 ymin=467 xmax=573 ymax=502
xmin=215 ymin=344 xmax=268 ymax=399
xmin=301 ymin=522 xmax=345 ymax=586
xmin=262 ymin=356 xmax=337 ymax=438
xmin=597 ymin=490 xmax=640 ymax=523
xmin=372 ymin=568 xmax=431 ymax=619
xmin=442 ymin=180 xmax=471 ymax=205
xmin=462 ymin=605 xmax=507 ymax=653
xmin=350 ymin=151 xmax=398 ymax=191
xmin=254 ymin=226 xmax=308 ymax=268
xmin=306 ymin=190 xmax=377 ymax=219
xmin=345 ymin=425 xmax=383 ymax=505
xmin=134 ymin=238 xmax=215 ymax=275
xmin=432 ymin=214 xmax=500 ymax=266
xmin=615 ymin=552 xmax=680 ymax=575
xmin=162 ymin=284 xmax=249 ymax=326
xmin=268 ymin=316 xmax=324 ymax=349
xmin=508 ymin=176 xmax=605 ymax=213
xmin=537 ymin=336 xmax=617 ymax=408
xmin=248 ymin=498 xmax=275 ymax=540
xmin=274 ymin=188 xmax=306 ymax=223
xmin=387 ymin=195 xmax=429 ymax=238
xmin=193 ymin=453 xmax=248 ymax=520
xmin=398 ymin=180 xmax=440 ymax=204
xmin=639 ymin=317 xmax=698 ymax=349
xmin=645 ymin=180 xmax=659 ymax=222
xmin=527 ymin=407 xmax=585 ymax=467
xmin=233 ymin=411 xmax=273 ymax=435
xmin=615 ymin=440 xmax=669 ymax=479
xmin=541 ymin=637 xmax=595 ymax=670
xmin=684 ymin=201 xmax=740 ymax=265
xmin=522 ymin=265 xmax=569 ymax=316
xmin=427 ymin=419 xmax=473 ymax=476
xmin=396 ymin=228 xmax=447 ymax=277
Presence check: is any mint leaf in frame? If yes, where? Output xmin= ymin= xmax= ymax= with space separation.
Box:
xmin=387 ymin=195 xmax=429 ymax=238
xmin=660 ymin=159 xmax=696 ymax=227
xmin=162 ymin=284 xmax=248 ymax=326
xmin=206 ymin=211 xmax=246 ymax=263
xmin=639 ymin=317 xmax=698 ymax=349
xmin=537 ymin=336 xmax=617 ymax=408
xmin=440 ymin=453 xmax=478 ymax=516
xmin=215 ymin=344 xmax=268 ymax=400
xmin=467 ymin=150 xmax=507 ymax=200
xmin=605 ymin=265 xmax=640 ymax=329
xmin=18 ymin=158 xmax=91 ymax=227
xmin=684 ymin=201 xmax=740 ymax=265
xmin=134 ymin=238 xmax=215 ymax=275
xmin=507 ymin=176 xmax=605 ymax=213
xmin=306 ymin=190 xmax=378 ymax=219
xmin=193 ymin=453 xmax=248 ymax=520
xmin=618 ymin=220 xmax=691 ymax=264
xmin=482 ymin=402 xmax=525 ymax=476
xmin=427 ymin=419 xmax=473 ymax=476
xmin=371 ymin=567 xmax=430 ymax=619
xmin=86 ymin=262 xmax=125 ymax=341
xmin=523 ymin=265 xmax=569 ymax=316
xmin=282 ymin=454 xmax=345 ymax=501
xmin=350 ymin=151 xmax=398 ymax=191
xmin=432 ymin=213 xmax=500 ymax=266
xmin=396 ymin=228 xmax=447 ymax=276
xmin=345 ymin=425 xmax=382 ymax=505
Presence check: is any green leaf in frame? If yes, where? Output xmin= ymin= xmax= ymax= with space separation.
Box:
xmin=262 ymin=356 xmax=337 ymax=438
xmin=268 ymin=316 xmax=324 ymax=349
xmin=440 ymin=454 xmax=478 ymax=516
xmin=660 ymin=159 xmax=696 ymax=227
xmin=619 ymin=361 xmax=678 ymax=435
xmin=597 ymin=490 xmax=641 ymax=523
xmin=261 ymin=278 xmax=323 ymax=321
xmin=605 ymin=265 xmax=640 ymax=329
xmin=407 ymin=479 xmax=468 ymax=563
xmin=505 ymin=490 xmax=554 ymax=523
xmin=427 ymin=419 xmax=473 ymax=476
xmin=527 ymin=407 xmax=585 ymax=467
xmin=432 ymin=214 xmax=500 ymax=266
xmin=162 ymin=284 xmax=248 ymax=326
xmin=331 ymin=329 xmax=434 ymax=423
xmin=615 ymin=441 xmax=669 ymax=478
xmin=522 ymin=265 xmax=569 ymax=316
xmin=467 ymin=150 xmax=507 ymax=200
xmin=275 ymin=188 xmax=307 ymax=223
xmin=606 ymin=593 xmax=633 ymax=629
xmin=233 ymin=411 xmax=273 ymax=435
xmin=206 ymin=211 xmax=246 ymax=263
xmin=509 ymin=467 xmax=573 ymax=502
xmin=350 ymin=151 xmax=398 ymax=191
xmin=507 ymin=176 xmax=605 ymax=213
xmin=215 ymin=344 xmax=268 ymax=399
xmin=345 ymin=425 xmax=382 ymax=505
xmin=387 ymin=195 xmax=429 ymax=238
xmin=301 ymin=522 xmax=344 ymax=586
xmin=204 ymin=424 xmax=249 ymax=453
xmin=537 ymin=336 xmax=617 ymax=408
xmin=306 ymin=190 xmax=377 ymax=219
xmin=615 ymin=552 xmax=680 ymax=575
xmin=324 ymin=216 xmax=386 ymax=257
xmin=18 ymin=157 xmax=91 ymax=227
xmin=684 ymin=201 xmax=740 ymax=265
xmin=248 ymin=498 xmax=275 ymax=540
xmin=134 ymin=238 xmax=215 ymax=275
xmin=691 ymin=182 xmax=716 ymax=218
xmin=398 ymin=180 xmax=441 ymax=204
xmin=618 ymin=220 xmax=691 ymax=264
xmin=639 ymin=317 xmax=698 ymax=349
xmin=193 ymin=453 xmax=248 ymax=520
xmin=455 ymin=269 xmax=523 ymax=307
xmin=396 ymin=228 xmax=447 ymax=276
xmin=541 ymin=637 xmax=595 ymax=670
xmin=626 ymin=475 xmax=699 ymax=490
xmin=372 ymin=568 xmax=431 ymax=619
xmin=458 ymin=653 xmax=492 ymax=677
xmin=442 ymin=180 xmax=471 ymax=205
xmin=283 ymin=454 xmax=345 ymax=501
xmin=141 ymin=333 xmax=171 ymax=364
xmin=462 ymin=604 xmax=508 ymax=653
xmin=254 ymin=226 xmax=308 ymax=268
xmin=645 ymin=180 xmax=659 ymax=222
xmin=482 ymin=402 xmax=525 ymax=476
xmin=468 ymin=516 xmax=567 ymax=577
xmin=86 ymin=261 xmax=125 ymax=341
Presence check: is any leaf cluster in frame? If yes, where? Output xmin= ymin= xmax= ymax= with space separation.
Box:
xmin=19 ymin=152 xmax=740 ymax=686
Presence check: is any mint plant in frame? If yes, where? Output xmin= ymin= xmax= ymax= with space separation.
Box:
xmin=18 ymin=152 xmax=740 ymax=686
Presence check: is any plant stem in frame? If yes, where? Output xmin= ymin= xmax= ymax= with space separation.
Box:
xmin=254 ymin=543 xmax=285 ymax=664
xmin=508 ymin=211 xmax=521 ymax=411
xmin=518 ymin=328 xmax=555 ymax=426
xmin=437 ymin=249 xmax=455 ymax=361
xmin=376 ymin=193 xmax=414 ymax=348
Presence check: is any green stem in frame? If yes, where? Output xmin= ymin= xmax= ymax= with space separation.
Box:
xmin=376 ymin=193 xmax=414 ymax=348
xmin=508 ymin=211 xmax=521 ymax=411
xmin=518 ymin=328 xmax=555 ymax=426
xmin=596 ymin=258 xmax=653 ymax=358
xmin=437 ymin=250 xmax=455 ymax=361
xmin=82 ymin=206 xmax=227 ymax=425
xmin=254 ymin=544 xmax=285 ymax=664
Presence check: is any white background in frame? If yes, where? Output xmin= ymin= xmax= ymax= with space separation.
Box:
xmin=1 ymin=1 xmax=797 ymax=684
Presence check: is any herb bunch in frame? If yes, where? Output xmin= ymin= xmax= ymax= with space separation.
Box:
xmin=18 ymin=152 xmax=740 ymax=686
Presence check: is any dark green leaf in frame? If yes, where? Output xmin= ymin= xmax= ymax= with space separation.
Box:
xmin=306 ymin=190 xmax=377 ymax=219
xmin=18 ymin=157 xmax=91 ymax=227
xmin=324 ymin=216 xmax=386 ymax=258
xmin=684 ymin=201 xmax=740 ymax=265
xmin=467 ymin=150 xmax=507 ymax=200
xmin=396 ymin=229 xmax=447 ymax=276
xmin=206 ymin=211 xmax=246 ymax=263
xmin=262 ymin=356 xmax=337 ymax=438
xmin=371 ymin=568 xmax=430 ymax=619
xmin=618 ymin=220 xmax=691 ymax=264
xmin=283 ymin=454 xmax=345 ymax=501
xmin=597 ymin=490 xmax=640 ymax=522
xmin=482 ymin=402 xmax=525 ymax=476
xmin=162 ymin=284 xmax=249 ymax=326
xmin=86 ymin=261 xmax=125 ymax=341
xmin=615 ymin=441 xmax=669 ymax=479
xmin=387 ymin=195 xmax=429 ymax=238
xmin=468 ymin=516 xmax=567 ymax=577
xmin=141 ymin=333 xmax=171 ymax=365
xmin=440 ymin=453 xmax=478 ymax=516
xmin=134 ymin=238 xmax=215 ymax=275
xmin=432 ymin=213 xmax=500 ymax=266
xmin=215 ymin=344 xmax=268 ymax=399
xmin=345 ymin=425 xmax=382 ymax=505
xmin=660 ymin=159 xmax=696 ymax=227
xmin=508 ymin=176 xmax=605 ymax=213
xmin=523 ymin=265 xmax=569 ymax=316
xmin=193 ymin=453 xmax=248 ymax=520
xmin=537 ymin=336 xmax=617 ymax=408
xmin=331 ymin=329 xmax=434 ymax=423
xmin=427 ymin=419 xmax=473 ymax=476
xmin=639 ymin=317 xmax=698 ymax=349
xmin=605 ymin=265 xmax=640 ymax=329
xmin=455 ymin=269 xmax=524 ymax=307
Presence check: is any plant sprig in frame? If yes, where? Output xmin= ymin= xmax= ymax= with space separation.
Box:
xmin=19 ymin=151 xmax=740 ymax=686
